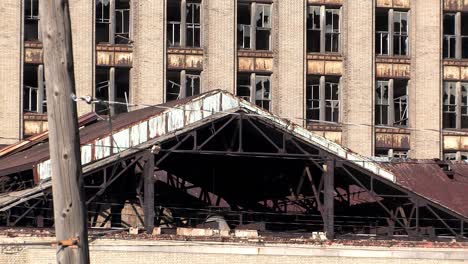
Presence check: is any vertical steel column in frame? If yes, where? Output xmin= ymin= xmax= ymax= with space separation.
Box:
xmin=143 ymin=152 xmax=155 ymax=233
xmin=324 ymin=158 xmax=334 ymax=239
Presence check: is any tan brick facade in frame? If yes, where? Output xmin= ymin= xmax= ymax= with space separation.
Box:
xmin=410 ymin=0 xmax=442 ymax=159
xmin=274 ymin=0 xmax=306 ymax=124
xmin=203 ymin=0 xmax=236 ymax=94
xmin=69 ymin=0 xmax=94 ymax=116
xmin=0 ymin=1 xmax=22 ymax=144
xmin=342 ymin=0 xmax=374 ymax=157
xmin=1 ymin=0 xmax=465 ymax=159
xmin=131 ymin=0 xmax=165 ymax=107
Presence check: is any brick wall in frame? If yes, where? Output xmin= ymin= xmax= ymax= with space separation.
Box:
xmin=131 ymin=0 xmax=165 ymax=107
xmin=203 ymin=0 xmax=236 ymax=94
xmin=274 ymin=0 xmax=306 ymax=124
xmin=0 ymin=237 xmax=465 ymax=264
xmin=0 ymin=1 xmax=22 ymax=145
xmin=69 ymin=0 xmax=94 ymax=116
xmin=409 ymin=0 xmax=442 ymax=159
xmin=342 ymin=0 xmax=374 ymax=156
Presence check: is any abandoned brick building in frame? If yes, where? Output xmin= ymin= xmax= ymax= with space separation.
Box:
xmin=1 ymin=0 xmax=468 ymax=160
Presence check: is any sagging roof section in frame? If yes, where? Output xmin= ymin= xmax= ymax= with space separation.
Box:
xmin=28 ymin=90 xmax=395 ymax=183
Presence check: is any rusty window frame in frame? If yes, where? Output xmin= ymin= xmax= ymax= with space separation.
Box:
xmin=393 ymin=80 xmax=408 ymax=127
xmin=375 ymin=9 xmax=389 ymax=55
xmin=236 ymin=74 xmax=252 ymax=101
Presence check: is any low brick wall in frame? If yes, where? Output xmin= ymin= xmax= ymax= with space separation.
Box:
xmin=0 ymin=236 xmax=466 ymax=264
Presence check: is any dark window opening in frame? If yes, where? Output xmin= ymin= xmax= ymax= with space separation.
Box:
xmin=167 ymin=1 xmax=181 ymax=47
xmin=166 ymin=71 xmax=181 ymax=102
xmin=186 ymin=2 xmax=201 ymax=47
xmin=24 ymin=0 xmax=39 ymax=41
xmin=254 ymin=4 xmax=271 ymax=51
xmin=443 ymin=13 xmax=456 ymax=59
xmin=166 ymin=70 xmax=201 ymax=102
xmin=237 ymin=4 xmax=251 ymax=49
xmin=375 ymin=9 xmax=389 ymax=55
xmin=115 ymin=0 xmax=131 ymax=44
xmin=462 ymin=13 xmax=468 ymax=59
xmin=23 ymin=65 xmax=38 ymax=112
xmin=393 ymin=11 xmax=408 ymax=56
xmin=306 ymin=76 xmax=340 ymax=123
xmin=306 ymin=76 xmax=320 ymax=122
xmin=307 ymin=6 xmax=321 ymax=52
xmin=95 ymin=68 xmax=110 ymax=115
xmin=114 ymin=68 xmax=130 ymax=114
xmin=236 ymin=74 xmax=251 ymax=101
xmin=96 ymin=0 xmax=110 ymax=43
xmin=325 ymin=9 xmax=340 ymax=53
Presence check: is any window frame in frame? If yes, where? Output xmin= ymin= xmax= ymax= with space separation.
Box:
xmin=375 ymin=79 xmax=409 ymax=127
xmin=375 ymin=8 xmax=410 ymax=57
xmin=306 ymin=5 xmax=342 ymax=54
xmin=236 ymin=73 xmax=272 ymax=111
xmin=306 ymin=75 xmax=341 ymax=124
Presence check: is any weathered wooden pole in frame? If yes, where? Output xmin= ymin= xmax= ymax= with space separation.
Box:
xmin=39 ymin=0 xmax=90 ymax=263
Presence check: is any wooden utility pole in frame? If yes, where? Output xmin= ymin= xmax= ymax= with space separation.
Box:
xmin=39 ymin=1 xmax=90 ymax=263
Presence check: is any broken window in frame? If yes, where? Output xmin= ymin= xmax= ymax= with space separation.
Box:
xmin=236 ymin=73 xmax=271 ymax=111
xmin=306 ymin=76 xmax=340 ymax=123
xmin=443 ymin=81 xmax=468 ymax=129
xmin=375 ymin=9 xmax=409 ymax=56
xmin=166 ymin=70 xmax=201 ymax=102
xmin=96 ymin=0 xmax=131 ymax=44
xmin=443 ymin=12 xmax=468 ymax=59
xmin=95 ymin=67 xmax=130 ymax=115
xmin=237 ymin=3 xmax=271 ymax=51
xmin=307 ymin=5 xmax=341 ymax=53
xmin=24 ymin=0 xmax=39 ymax=41
xmin=23 ymin=64 xmax=46 ymax=113
xmin=167 ymin=0 xmax=201 ymax=48
xmin=237 ymin=4 xmax=251 ymax=49
xmin=375 ymin=79 xmax=408 ymax=127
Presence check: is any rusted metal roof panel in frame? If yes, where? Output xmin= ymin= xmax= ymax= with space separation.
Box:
xmin=382 ymin=162 xmax=468 ymax=218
